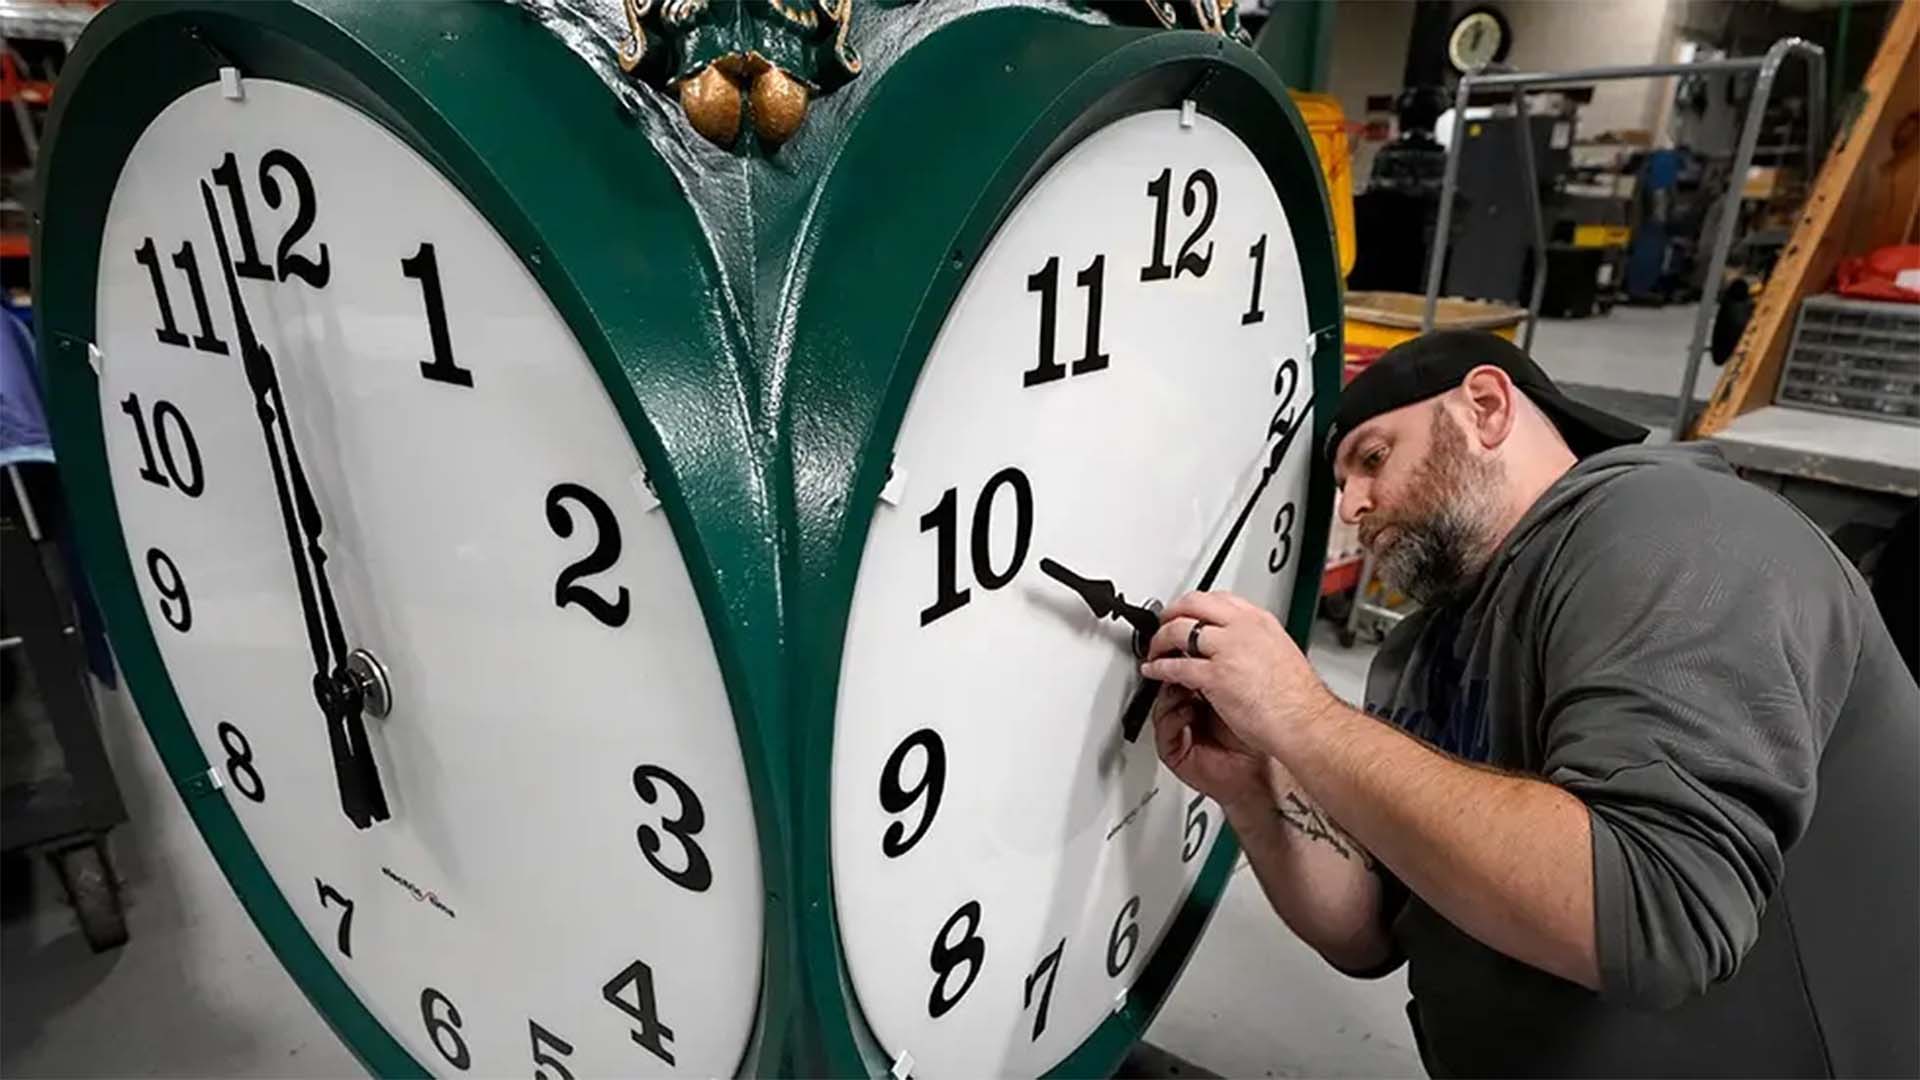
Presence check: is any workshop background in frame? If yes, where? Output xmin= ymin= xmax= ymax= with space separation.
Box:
xmin=4 ymin=0 xmax=1916 ymax=1077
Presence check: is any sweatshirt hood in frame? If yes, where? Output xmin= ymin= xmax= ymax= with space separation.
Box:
xmin=1490 ymin=442 xmax=1735 ymax=583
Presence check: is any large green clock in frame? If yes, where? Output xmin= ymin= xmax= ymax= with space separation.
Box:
xmin=35 ymin=2 xmax=1341 ymax=1077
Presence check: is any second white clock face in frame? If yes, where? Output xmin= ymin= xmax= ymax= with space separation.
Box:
xmin=95 ymin=80 xmax=762 ymax=1076
xmin=1449 ymin=11 xmax=1507 ymax=72
xmin=830 ymin=109 xmax=1316 ymax=1077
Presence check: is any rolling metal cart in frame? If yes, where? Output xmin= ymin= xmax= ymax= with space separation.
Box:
xmin=2 ymin=464 xmax=129 ymax=950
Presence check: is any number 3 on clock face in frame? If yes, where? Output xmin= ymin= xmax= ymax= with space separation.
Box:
xmin=830 ymin=110 xmax=1315 ymax=1076
xmin=93 ymin=81 xmax=764 ymax=1076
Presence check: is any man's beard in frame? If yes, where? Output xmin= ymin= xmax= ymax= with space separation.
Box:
xmin=1366 ymin=406 xmax=1504 ymax=607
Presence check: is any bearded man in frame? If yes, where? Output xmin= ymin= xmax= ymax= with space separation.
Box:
xmin=1142 ymin=330 xmax=1918 ymax=1077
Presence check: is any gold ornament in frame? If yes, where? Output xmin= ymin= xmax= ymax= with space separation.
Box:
xmin=679 ymin=63 xmax=743 ymax=147
xmin=750 ymin=66 xmax=812 ymax=148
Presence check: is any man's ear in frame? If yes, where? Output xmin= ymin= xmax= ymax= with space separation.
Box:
xmin=1459 ymin=364 xmax=1517 ymax=450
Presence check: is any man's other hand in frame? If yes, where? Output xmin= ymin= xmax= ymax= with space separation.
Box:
xmin=1151 ymin=682 xmax=1270 ymax=810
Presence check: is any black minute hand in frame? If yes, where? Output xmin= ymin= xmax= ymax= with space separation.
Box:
xmin=1119 ymin=395 xmax=1320 ymax=742
xmin=1196 ymin=397 xmax=1319 ymax=592
xmin=200 ymin=182 xmax=388 ymax=828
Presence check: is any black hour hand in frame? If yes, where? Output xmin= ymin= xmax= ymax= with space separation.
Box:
xmin=1038 ymin=558 xmax=1160 ymax=652
xmin=1039 ymin=558 xmax=1164 ymax=744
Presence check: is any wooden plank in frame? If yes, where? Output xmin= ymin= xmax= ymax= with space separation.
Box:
xmin=1695 ymin=0 xmax=1920 ymax=437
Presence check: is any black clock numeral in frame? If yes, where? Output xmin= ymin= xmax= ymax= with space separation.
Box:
xmin=169 ymin=242 xmax=230 ymax=354
xmin=603 ymin=959 xmax=675 ymax=1066
xmin=544 ymin=483 xmax=630 ymax=627
xmin=259 ymin=150 xmax=332 ymax=287
xmin=878 ymin=727 xmax=946 ymax=858
xmin=530 ymin=1019 xmax=576 ymax=1080
xmin=1243 ymin=233 xmax=1269 ymax=325
xmin=919 ymin=467 xmax=1034 ymax=626
xmin=1106 ymin=895 xmax=1141 ymax=977
xmin=133 ymin=238 xmax=189 ymax=346
xmin=121 ymin=394 xmax=205 ymax=497
xmin=420 ymin=988 xmax=471 ymax=1071
xmin=315 ymin=879 xmax=354 ymax=957
xmin=1268 ymin=502 xmax=1298 ymax=574
xmin=1182 ymin=793 xmax=1211 ymax=863
xmin=132 ymin=238 xmax=228 ymax=354
xmin=1267 ymin=357 xmax=1301 ymax=440
xmin=972 ymin=468 xmax=1035 ymax=591
xmin=1177 ymin=170 xmax=1219 ymax=277
xmin=1025 ymin=257 xmax=1061 ymax=384
xmin=146 ymin=548 xmax=192 ymax=632
xmin=209 ymin=149 xmax=331 ymax=288
xmin=1141 ymin=168 xmax=1174 ymax=282
xmin=1075 ymin=255 xmax=1111 ymax=375
xmin=632 ymin=763 xmax=712 ymax=892
xmin=1023 ymin=937 xmax=1065 ymax=1041
xmin=401 ymin=243 xmax=475 ymax=388
xmin=919 ymin=487 xmax=969 ymax=624
xmin=1023 ymin=254 xmax=1110 ymax=388
xmin=928 ymin=900 xmax=986 ymax=1019
xmin=1141 ymin=167 xmax=1218 ymax=281
xmin=216 ymin=721 xmax=265 ymax=803
xmin=211 ymin=152 xmax=274 ymax=280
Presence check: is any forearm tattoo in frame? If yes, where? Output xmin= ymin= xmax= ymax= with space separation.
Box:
xmin=1275 ymin=791 xmax=1374 ymax=868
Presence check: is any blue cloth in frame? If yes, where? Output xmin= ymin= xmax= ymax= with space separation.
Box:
xmin=0 ymin=307 xmax=118 ymax=686
xmin=0 ymin=308 xmax=53 ymax=467
xmin=1643 ymin=147 xmax=1683 ymax=191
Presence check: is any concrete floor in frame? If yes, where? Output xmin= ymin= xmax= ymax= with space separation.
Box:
xmin=1532 ymin=302 xmax=1722 ymax=440
xmin=1533 ymin=302 xmax=1721 ymax=406
xmin=0 ymin=306 xmax=1713 ymax=1078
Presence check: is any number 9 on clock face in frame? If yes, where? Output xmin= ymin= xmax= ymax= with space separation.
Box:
xmin=830 ymin=110 xmax=1315 ymax=1076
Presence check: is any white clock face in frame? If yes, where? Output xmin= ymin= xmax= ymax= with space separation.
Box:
xmin=1449 ymin=11 xmax=1506 ymax=72
xmin=96 ymin=81 xmax=762 ymax=1077
xmin=830 ymin=109 xmax=1315 ymax=1077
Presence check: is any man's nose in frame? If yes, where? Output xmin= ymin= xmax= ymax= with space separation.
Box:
xmin=1338 ymin=480 xmax=1371 ymax=526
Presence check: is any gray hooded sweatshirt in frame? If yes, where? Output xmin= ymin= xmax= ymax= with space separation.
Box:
xmin=1361 ymin=443 xmax=1918 ymax=1077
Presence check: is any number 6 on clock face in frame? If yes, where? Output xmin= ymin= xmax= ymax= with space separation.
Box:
xmin=830 ymin=108 xmax=1317 ymax=1077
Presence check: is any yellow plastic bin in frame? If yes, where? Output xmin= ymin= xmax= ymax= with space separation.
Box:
xmin=1288 ymin=91 xmax=1355 ymax=280
xmin=1343 ymin=291 xmax=1526 ymax=370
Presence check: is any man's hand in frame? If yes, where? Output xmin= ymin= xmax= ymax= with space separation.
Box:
xmin=1151 ymin=683 xmax=1269 ymax=810
xmin=1154 ymin=665 xmax=1397 ymax=977
xmin=1146 ymin=592 xmax=1601 ymax=992
xmin=1140 ymin=591 xmax=1341 ymax=759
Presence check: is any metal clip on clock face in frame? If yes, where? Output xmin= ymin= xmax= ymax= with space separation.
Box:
xmin=37 ymin=4 xmax=1339 ymax=1077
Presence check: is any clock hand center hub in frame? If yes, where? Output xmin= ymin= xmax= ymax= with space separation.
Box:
xmin=309 ymin=648 xmax=394 ymax=722
xmin=345 ymin=648 xmax=394 ymax=720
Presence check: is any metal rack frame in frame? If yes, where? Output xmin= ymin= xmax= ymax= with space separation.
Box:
xmin=1342 ymin=39 xmax=1827 ymax=646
